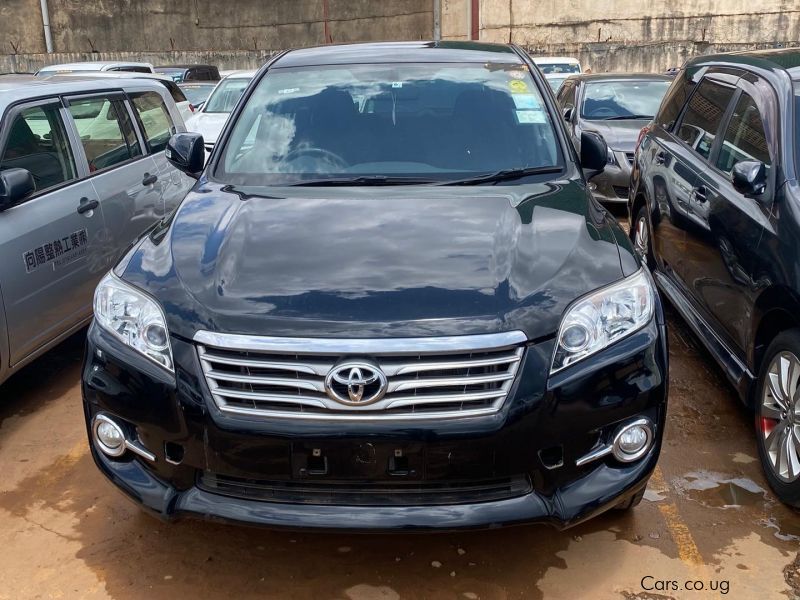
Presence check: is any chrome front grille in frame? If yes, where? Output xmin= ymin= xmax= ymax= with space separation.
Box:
xmin=195 ymin=331 xmax=527 ymax=420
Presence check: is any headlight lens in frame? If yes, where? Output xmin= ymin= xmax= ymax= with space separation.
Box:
xmin=606 ymin=146 xmax=618 ymax=166
xmin=93 ymin=272 xmax=174 ymax=371
xmin=551 ymin=268 xmax=655 ymax=373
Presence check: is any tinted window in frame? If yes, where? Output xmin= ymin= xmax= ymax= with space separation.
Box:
xmin=581 ymin=80 xmax=670 ymax=120
xmin=557 ymin=82 xmax=576 ymax=108
xmin=218 ymin=63 xmax=561 ymax=186
xmin=0 ymin=103 xmax=76 ymax=193
xmin=675 ymin=78 xmax=736 ymax=160
xmin=68 ymin=96 xmax=141 ymax=171
xmin=656 ymin=66 xmax=705 ymax=129
xmin=131 ymin=92 xmax=175 ymax=154
xmin=204 ymin=78 xmax=251 ymax=113
xmin=795 ymin=82 xmax=800 ymax=176
xmin=716 ymin=92 xmax=771 ymax=174
xmin=161 ymin=80 xmax=187 ymax=103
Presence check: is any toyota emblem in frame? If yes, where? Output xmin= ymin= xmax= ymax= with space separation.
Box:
xmin=325 ymin=361 xmax=387 ymax=406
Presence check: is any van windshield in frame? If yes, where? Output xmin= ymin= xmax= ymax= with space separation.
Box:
xmin=216 ymin=63 xmax=561 ymax=186
xmin=581 ymin=80 xmax=671 ymax=120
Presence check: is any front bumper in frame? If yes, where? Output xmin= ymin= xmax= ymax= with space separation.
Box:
xmin=82 ymin=309 xmax=668 ymax=531
xmin=590 ymin=151 xmax=633 ymax=204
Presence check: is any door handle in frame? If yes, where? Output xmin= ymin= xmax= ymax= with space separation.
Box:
xmin=142 ymin=172 xmax=158 ymax=186
xmin=694 ymin=185 xmax=708 ymax=202
xmin=77 ymin=197 xmax=99 ymax=215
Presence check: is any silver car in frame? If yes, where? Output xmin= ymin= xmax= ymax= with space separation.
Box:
xmin=0 ymin=75 xmax=194 ymax=384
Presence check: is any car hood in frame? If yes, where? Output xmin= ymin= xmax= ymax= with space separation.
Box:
xmin=184 ymin=112 xmax=229 ymax=144
xmin=121 ymin=180 xmax=627 ymax=341
xmin=583 ymin=119 xmax=650 ymax=151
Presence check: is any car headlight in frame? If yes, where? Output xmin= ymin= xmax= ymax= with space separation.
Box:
xmin=606 ymin=146 xmax=618 ymax=166
xmin=93 ymin=272 xmax=174 ymax=372
xmin=551 ymin=268 xmax=655 ymax=373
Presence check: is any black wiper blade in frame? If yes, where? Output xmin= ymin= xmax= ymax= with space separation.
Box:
xmin=440 ymin=166 xmax=563 ymax=186
xmin=601 ymin=115 xmax=653 ymax=120
xmin=290 ymin=175 xmax=437 ymax=186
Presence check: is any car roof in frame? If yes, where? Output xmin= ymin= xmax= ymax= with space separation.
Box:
xmin=566 ymin=73 xmax=673 ymax=82
xmin=273 ymin=41 xmax=522 ymax=68
xmin=59 ymin=71 xmax=174 ymax=83
xmin=0 ymin=74 xmax=168 ymax=109
xmin=686 ymin=47 xmax=800 ymax=81
xmin=37 ymin=61 xmax=153 ymax=72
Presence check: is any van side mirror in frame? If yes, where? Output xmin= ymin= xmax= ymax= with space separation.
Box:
xmin=166 ymin=133 xmax=205 ymax=179
xmin=0 ymin=168 xmax=35 ymax=210
xmin=580 ymin=131 xmax=607 ymax=181
xmin=731 ymin=160 xmax=767 ymax=197
xmin=562 ymin=106 xmax=573 ymax=121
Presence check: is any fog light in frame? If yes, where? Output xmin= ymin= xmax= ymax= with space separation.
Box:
xmin=92 ymin=415 xmax=126 ymax=457
xmin=612 ymin=418 xmax=653 ymax=462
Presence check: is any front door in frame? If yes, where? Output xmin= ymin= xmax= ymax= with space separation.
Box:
xmin=0 ymin=99 xmax=107 ymax=365
xmin=684 ymin=77 xmax=776 ymax=354
xmin=64 ymin=93 xmax=163 ymax=267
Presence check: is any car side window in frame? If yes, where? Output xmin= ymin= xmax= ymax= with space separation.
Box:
xmin=130 ymin=91 xmax=176 ymax=154
xmin=68 ymin=96 xmax=142 ymax=172
xmin=656 ymin=66 xmax=704 ymax=130
xmin=716 ymin=92 xmax=771 ymax=174
xmin=674 ymin=78 xmax=736 ymax=161
xmin=0 ymin=102 xmax=77 ymax=194
xmin=558 ymin=82 xmax=576 ymax=109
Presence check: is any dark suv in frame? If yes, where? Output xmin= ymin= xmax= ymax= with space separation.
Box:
xmin=82 ymin=41 xmax=668 ymax=530
xmin=630 ymin=48 xmax=800 ymax=506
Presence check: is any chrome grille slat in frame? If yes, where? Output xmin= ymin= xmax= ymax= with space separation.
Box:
xmin=196 ymin=331 xmax=526 ymax=421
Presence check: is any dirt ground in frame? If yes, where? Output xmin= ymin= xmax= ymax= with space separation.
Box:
xmin=1 ymin=310 xmax=799 ymax=599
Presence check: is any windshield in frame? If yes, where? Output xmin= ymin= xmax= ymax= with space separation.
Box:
xmin=203 ymin=78 xmax=251 ymax=113
xmin=538 ymin=63 xmax=580 ymax=75
xmin=216 ymin=62 xmax=561 ymax=186
xmin=181 ymin=83 xmax=216 ymax=104
xmin=581 ymin=80 xmax=671 ymax=120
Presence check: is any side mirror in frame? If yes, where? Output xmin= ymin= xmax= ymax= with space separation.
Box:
xmin=731 ymin=160 xmax=767 ymax=197
xmin=166 ymin=133 xmax=205 ymax=179
xmin=580 ymin=131 xmax=607 ymax=181
xmin=562 ymin=106 xmax=573 ymax=121
xmin=0 ymin=168 xmax=35 ymax=210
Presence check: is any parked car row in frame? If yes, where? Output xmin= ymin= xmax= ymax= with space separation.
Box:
xmin=2 ymin=44 xmax=798 ymax=537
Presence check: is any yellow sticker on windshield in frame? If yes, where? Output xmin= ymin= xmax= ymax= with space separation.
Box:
xmin=509 ymin=80 xmax=528 ymax=93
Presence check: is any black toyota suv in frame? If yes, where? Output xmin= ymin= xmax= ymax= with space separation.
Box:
xmin=630 ymin=48 xmax=800 ymax=506
xmin=82 ymin=41 xmax=667 ymax=530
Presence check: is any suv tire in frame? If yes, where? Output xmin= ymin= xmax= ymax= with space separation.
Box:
xmin=755 ymin=330 xmax=800 ymax=507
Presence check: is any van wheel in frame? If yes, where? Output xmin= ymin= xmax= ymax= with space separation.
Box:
xmin=755 ymin=330 xmax=800 ymax=507
xmin=613 ymin=488 xmax=645 ymax=511
xmin=631 ymin=206 xmax=654 ymax=269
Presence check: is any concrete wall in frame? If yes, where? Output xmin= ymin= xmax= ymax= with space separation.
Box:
xmin=2 ymin=0 xmax=433 ymax=55
xmin=442 ymin=0 xmax=800 ymax=71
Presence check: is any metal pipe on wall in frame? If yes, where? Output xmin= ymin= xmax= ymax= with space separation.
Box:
xmin=433 ymin=0 xmax=441 ymax=41
xmin=40 ymin=0 xmax=53 ymax=53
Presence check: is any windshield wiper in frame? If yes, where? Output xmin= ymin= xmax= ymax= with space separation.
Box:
xmin=290 ymin=175 xmax=438 ymax=186
xmin=439 ymin=166 xmax=563 ymax=186
xmin=601 ymin=115 xmax=653 ymax=121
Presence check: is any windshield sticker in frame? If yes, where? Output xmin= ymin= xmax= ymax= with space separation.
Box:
xmin=509 ymin=80 xmax=529 ymax=94
xmin=392 ymin=82 xmax=403 ymax=88
xmin=278 ymin=88 xmax=300 ymax=95
xmin=508 ymin=70 xmax=526 ymax=80
xmin=23 ymin=228 xmax=88 ymax=273
xmin=516 ymin=110 xmax=546 ymax=124
xmin=512 ymin=94 xmax=541 ymax=110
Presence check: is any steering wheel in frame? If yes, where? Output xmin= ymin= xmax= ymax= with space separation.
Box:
xmin=284 ymin=147 xmax=349 ymax=171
